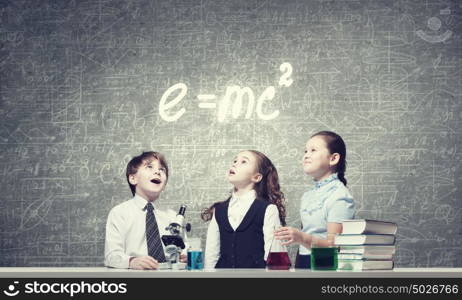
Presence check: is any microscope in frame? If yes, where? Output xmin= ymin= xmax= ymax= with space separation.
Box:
xmin=160 ymin=205 xmax=191 ymax=269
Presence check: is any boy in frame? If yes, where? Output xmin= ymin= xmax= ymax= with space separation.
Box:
xmin=104 ymin=151 xmax=185 ymax=269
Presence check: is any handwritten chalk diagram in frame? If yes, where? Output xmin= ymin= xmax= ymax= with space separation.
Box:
xmin=158 ymin=62 xmax=294 ymax=122
xmin=0 ymin=0 xmax=461 ymax=267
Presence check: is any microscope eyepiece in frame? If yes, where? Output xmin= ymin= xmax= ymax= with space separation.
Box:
xmin=178 ymin=205 xmax=186 ymax=216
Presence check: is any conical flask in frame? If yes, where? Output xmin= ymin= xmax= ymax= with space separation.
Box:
xmin=266 ymin=227 xmax=291 ymax=270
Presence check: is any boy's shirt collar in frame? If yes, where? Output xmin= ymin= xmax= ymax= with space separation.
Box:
xmin=133 ymin=193 xmax=160 ymax=211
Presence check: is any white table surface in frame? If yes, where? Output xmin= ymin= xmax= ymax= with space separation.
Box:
xmin=0 ymin=268 xmax=461 ymax=278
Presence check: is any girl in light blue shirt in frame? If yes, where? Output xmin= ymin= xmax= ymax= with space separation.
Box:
xmin=274 ymin=131 xmax=355 ymax=268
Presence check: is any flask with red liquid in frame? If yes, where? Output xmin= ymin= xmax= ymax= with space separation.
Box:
xmin=266 ymin=226 xmax=291 ymax=270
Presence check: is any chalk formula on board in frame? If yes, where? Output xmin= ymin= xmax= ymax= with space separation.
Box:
xmin=159 ymin=63 xmax=294 ymax=122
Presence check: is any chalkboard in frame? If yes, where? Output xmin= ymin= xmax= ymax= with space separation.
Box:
xmin=1 ymin=0 xmax=461 ymax=267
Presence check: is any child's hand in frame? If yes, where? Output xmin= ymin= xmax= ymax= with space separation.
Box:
xmin=129 ymin=256 xmax=159 ymax=270
xmin=274 ymin=227 xmax=303 ymax=246
xmin=179 ymin=254 xmax=187 ymax=263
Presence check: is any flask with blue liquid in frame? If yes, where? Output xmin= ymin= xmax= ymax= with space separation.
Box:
xmin=187 ymin=237 xmax=203 ymax=270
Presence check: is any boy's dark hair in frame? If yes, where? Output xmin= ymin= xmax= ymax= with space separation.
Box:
xmin=126 ymin=151 xmax=169 ymax=196
xmin=311 ymin=131 xmax=348 ymax=186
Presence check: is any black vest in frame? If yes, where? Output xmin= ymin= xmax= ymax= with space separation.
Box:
xmin=214 ymin=197 xmax=270 ymax=268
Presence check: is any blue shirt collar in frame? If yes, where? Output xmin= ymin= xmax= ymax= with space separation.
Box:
xmin=314 ymin=173 xmax=338 ymax=189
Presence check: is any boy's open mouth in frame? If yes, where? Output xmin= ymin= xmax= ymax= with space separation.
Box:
xmin=151 ymin=178 xmax=162 ymax=184
xmin=229 ymin=170 xmax=235 ymax=175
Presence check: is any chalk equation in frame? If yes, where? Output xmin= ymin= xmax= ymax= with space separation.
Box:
xmin=158 ymin=63 xmax=294 ymax=122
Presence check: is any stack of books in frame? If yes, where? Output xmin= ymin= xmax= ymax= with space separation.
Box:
xmin=334 ymin=219 xmax=397 ymax=271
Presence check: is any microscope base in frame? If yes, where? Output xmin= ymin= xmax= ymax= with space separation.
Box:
xmin=158 ymin=262 xmax=187 ymax=270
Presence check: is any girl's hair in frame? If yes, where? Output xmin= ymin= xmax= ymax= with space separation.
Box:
xmin=311 ymin=131 xmax=347 ymax=186
xmin=201 ymin=150 xmax=286 ymax=226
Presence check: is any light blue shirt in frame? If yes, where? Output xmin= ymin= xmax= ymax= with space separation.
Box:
xmin=299 ymin=173 xmax=355 ymax=255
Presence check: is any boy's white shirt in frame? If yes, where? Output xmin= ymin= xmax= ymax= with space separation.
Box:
xmin=104 ymin=193 xmax=187 ymax=269
xmin=204 ymin=189 xmax=281 ymax=269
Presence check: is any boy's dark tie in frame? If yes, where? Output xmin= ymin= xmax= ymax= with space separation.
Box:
xmin=145 ymin=203 xmax=166 ymax=262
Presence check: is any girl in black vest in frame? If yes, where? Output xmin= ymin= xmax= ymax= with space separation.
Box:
xmin=201 ymin=150 xmax=286 ymax=268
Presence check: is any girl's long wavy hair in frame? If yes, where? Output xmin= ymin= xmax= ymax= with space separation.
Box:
xmin=201 ymin=150 xmax=287 ymax=226
xmin=311 ymin=131 xmax=348 ymax=186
